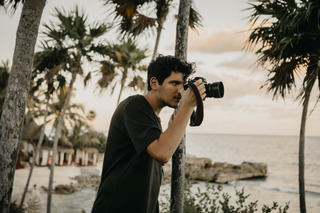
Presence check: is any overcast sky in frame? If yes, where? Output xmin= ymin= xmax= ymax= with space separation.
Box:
xmin=0 ymin=0 xmax=319 ymax=136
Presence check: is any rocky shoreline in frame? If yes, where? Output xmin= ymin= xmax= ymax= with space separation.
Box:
xmin=52 ymin=155 xmax=267 ymax=194
xmin=164 ymin=155 xmax=267 ymax=184
xmin=42 ymin=167 xmax=101 ymax=194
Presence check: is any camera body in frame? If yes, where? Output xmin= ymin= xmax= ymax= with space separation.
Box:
xmin=189 ymin=77 xmax=224 ymax=99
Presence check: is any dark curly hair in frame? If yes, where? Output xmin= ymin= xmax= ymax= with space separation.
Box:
xmin=147 ymin=55 xmax=195 ymax=91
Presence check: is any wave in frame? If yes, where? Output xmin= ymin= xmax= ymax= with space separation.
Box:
xmin=259 ymin=183 xmax=320 ymax=196
xmin=234 ymin=179 xmax=320 ymax=196
xmin=260 ymin=184 xmax=299 ymax=194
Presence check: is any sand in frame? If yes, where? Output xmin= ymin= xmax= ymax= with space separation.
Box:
xmin=11 ymin=162 xmax=103 ymax=204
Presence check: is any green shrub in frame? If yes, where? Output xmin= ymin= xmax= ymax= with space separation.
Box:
xmin=160 ymin=180 xmax=290 ymax=213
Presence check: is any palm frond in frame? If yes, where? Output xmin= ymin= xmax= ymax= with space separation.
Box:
xmin=130 ymin=14 xmax=156 ymax=36
xmin=2 ymin=0 xmax=24 ymax=14
xmin=246 ymin=0 xmax=320 ymax=102
xmin=189 ymin=6 xmax=203 ymax=32
xmin=127 ymin=75 xmax=145 ymax=91
xmin=262 ymin=59 xmax=299 ymax=100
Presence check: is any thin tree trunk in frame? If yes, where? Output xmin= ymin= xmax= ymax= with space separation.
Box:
xmin=151 ymin=0 xmax=170 ymax=61
xmin=152 ymin=22 xmax=164 ymax=61
xmin=19 ymin=96 xmax=50 ymax=211
xmin=298 ymin=58 xmax=319 ymax=213
xmin=0 ymin=0 xmax=45 ymax=212
xmin=117 ymin=85 xmax=124 ymax=105
xmin=47 ymin=72 xmax=77 ymax=213
xmin=170 ymin=0 xmax=190 ymax=212
xmin=298 ymin=89 xmax=309 ymax=213
xmin=117 ymin=69 xmax=127 ymax=105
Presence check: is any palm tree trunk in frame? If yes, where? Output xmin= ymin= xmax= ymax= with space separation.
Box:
xmin=151 ymin=0 xmax=170 ymax=61
xmin=152 ymin=22 xmax=164 ymax=61
xmin=117 ymin=84 xmax=124 ymax=105
xmin=170 ymin=0 xmax=190 ymax=212
xmin=47 ymin=72 xmax=77 ymax=213
xmin=298 ymin=58 xmax=319 ymax=213
xmin=298 ymin=89 xmax=309 ymax=213
xmin=117 ymin=69 xmax=127 ymax=105
xmin=19 ymin=96 xmax=50 ymax=211
xmin=0 ymin=0 xmax=46 ymax=212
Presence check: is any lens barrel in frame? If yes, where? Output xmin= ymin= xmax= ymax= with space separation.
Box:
xmin=191 ymin=77 xmax=224 ymax=99
xmin=205 ymin=81 xmax=224 ymax=98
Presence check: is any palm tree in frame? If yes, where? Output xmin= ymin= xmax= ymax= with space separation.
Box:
xmin=67 ymin=107 xmax=107 ymax=154
xmin=245 ymin=1 xmax=320 ymax=212
xmin=0 ymin=0 xmax=46 ymax=212
xmin=19 ymin=89 xmax=51 ymax=211
xmin=19 ymin=76 xmax=69 ymax=211
xmin=68 ymin=116 xmax=108 ymax=156
xmin=98 ymin=38 xmax=148 ymax=105
xmin=18 ymin=51 xmax=69 ymax=210
xmin=34 ymin=6 xmax=110 ymax=212
xmin=103 ymin=0 xmax=202 ymax=60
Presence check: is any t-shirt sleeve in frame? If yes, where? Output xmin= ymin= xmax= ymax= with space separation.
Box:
xmin=123 ymin=100 xmax=161 ymax=154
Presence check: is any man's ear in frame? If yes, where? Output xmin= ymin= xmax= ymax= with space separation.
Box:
xmin=150 ymin=77 xmax=158 ymax=90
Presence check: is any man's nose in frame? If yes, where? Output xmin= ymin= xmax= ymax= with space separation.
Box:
xmin=178 ymin=83 xmax=184 ymax=90
xmin=177 ymin=85 xmax=184 ymax=95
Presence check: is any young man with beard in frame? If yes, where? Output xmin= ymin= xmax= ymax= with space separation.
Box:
xmin=91 ymin=55 xmax=206 ymax=213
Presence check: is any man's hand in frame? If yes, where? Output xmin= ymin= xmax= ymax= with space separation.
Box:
xmin=180 ymin=79 xmax=206 ymax=109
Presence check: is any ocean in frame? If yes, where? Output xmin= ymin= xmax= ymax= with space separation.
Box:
xmin=49 ymin=133 xmax=320 ymax=213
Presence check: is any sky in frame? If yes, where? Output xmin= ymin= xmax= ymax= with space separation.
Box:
xmin=0 ymin=0 xmax=319 ymax=137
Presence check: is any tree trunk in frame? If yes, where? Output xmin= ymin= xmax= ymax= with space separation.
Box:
xmin=298 ymin=89 xmax=309 ymax=213
xmin=298 ymin=58 xmax=319 ymax=213
xmin=152 ymin=21 xmax=165 ymax=61
xmin=0 ymin=0 xmax=45 ymax=212
xmin=151 ymin=0 xmax=170 ymax=61
xmin=170 ymin=0 xmax=190 ymax=212
xmin=47 ymin=72 xmax=77 ymax=213
xmin=117 ymin=69 xmax=127 ymax=105
xmin=19 ymin=96 xmax=50 ymax=211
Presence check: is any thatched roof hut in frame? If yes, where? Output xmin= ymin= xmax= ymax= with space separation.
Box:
xmin=75 ymin=147 xmax=99 ymax=166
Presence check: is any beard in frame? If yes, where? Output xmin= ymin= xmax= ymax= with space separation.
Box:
xmin=162 ymin=97 xmax=180 ymax=109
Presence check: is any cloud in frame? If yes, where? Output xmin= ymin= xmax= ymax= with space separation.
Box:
xmin=217 ymin=53 xmax=258 ymax=70
xmin=187 ymin=25 xmax=250 ymax=54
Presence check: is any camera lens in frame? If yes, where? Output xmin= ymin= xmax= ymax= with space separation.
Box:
xmin=205 ymin=82 xmax=224 ymax=98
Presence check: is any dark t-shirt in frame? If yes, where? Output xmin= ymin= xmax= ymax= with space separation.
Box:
xmin=91 ymin=95 xmax=163 ymax=213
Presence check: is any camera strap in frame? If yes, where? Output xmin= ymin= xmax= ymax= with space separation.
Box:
xmin=185 ymin=82 xmax=204 ymax=126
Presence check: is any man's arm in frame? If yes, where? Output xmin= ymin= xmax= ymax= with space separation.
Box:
xmin=147 ymin=80 xmax=206 ymax=163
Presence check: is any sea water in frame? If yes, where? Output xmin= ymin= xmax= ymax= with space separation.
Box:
xmin=184 ymin=134 xmax=320 ymax=213
xmin=49 ymin=133 xmax=320 ymax=213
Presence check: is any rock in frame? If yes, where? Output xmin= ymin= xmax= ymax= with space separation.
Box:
xmin=55 ymin=184 xmax=76 ymax=194
xmin=163 ymin=155 xmax=267 ymax=184
xmin=202 ymin=161 xmax=267 ymax=183
xmin=73 ymin=174 xmax=101 ymax=189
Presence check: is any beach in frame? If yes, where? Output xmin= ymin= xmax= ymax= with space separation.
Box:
xmin=12 ymin=162 xmax=103 ymax=208
xmin=11 ymin=133 xmax=320 ymax=213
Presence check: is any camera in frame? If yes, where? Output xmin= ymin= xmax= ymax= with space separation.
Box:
xmin=189 ymin=77 xmax=224 ymax=99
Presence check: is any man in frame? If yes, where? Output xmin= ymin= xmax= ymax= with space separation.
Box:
xmin=91 ymin=55 xmax=206 ymax=213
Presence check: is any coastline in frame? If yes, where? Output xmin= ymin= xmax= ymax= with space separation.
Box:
xmin=11 ymin=162 xmax=103 ymax=205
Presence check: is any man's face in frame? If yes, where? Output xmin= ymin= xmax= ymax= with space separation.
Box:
xmin=157 ymin=71 xmax=184 ymax=108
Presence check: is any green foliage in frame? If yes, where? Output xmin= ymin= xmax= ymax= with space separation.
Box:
xmin=246 ymin=0 xmax=320 ymax=101
xmin=97 ymin=38 xmax=148 ymax=105
xmin=74 ymin=130 xmax=107 ymax=153
xmin=160 ymin=180 xmax=290 ymax=213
